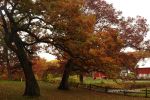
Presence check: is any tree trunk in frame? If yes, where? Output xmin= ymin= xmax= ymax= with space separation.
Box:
xmin=16 ymin=50 xmax=40 ymax=96
xmin=22 ymin=63 xmax=40 ymax=96
xmin=1 ymin=7 xmax=40 ymax=96
xmin=58 ymin=59 xmax=72 ymax=90
xmin=6 ymin=34 xmax=40 ymax=96
xmin=16 ymin=42 xmax=40 ymax=96
xmin=79 ymin=73 xmax=83 ymax=84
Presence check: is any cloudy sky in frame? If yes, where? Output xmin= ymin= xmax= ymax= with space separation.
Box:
xmin=106 ymin=0 xmax=150 ymax=67
xmin=106 ymin=0 xmax=150 ymax=40
xmin=106 ymin=0 xmax=150 ymax=18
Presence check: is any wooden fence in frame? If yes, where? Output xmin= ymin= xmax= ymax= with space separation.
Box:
xmin=70 ymin=82 xmax=150 ymax=98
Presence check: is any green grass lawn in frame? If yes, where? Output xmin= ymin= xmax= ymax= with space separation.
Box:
xmin=0 ymin=80 xmax=150 ymax=100
xmin=49 ymin=76 xmax=150 ymax=89
xmin=82 ymin=77 xmax=150 ymax=89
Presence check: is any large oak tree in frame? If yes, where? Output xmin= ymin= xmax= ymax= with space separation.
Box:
xmin=0 ymin=0 xmax=95 ymax=94
xmin=54 ymin=0 xmax=149 ymax=89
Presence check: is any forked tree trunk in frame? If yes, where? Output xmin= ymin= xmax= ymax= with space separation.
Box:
xmin=8 ymin=35 xmax=40 ymax=96
xmin=58 ymin=59 xmax=72 ymax=90
xmin=1 ymin=7 xmax=40 ymax=96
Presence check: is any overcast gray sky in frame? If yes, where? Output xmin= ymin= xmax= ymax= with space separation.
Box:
xmin=106 ymin=0 xmax=150 ymax=39
xmin=106 ymin=0 xmax=150 ymax=18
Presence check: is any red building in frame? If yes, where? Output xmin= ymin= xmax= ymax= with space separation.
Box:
xmin=93 ymin=72 xmax=107 ymax=79
xmin=136 ymin=68 xmax=150 ymax=79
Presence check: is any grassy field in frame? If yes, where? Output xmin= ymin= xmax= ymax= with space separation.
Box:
xmin=49 ymin=76 xmax=150 ymax=89
xmin=81 ymin=77 xmax=150 ymax=89
xmin=0 ymin=80 xmax=150 ymax=100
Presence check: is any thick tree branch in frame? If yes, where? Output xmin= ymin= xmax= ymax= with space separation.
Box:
xmin=0 ymin=10 xmax=8 ymax=34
